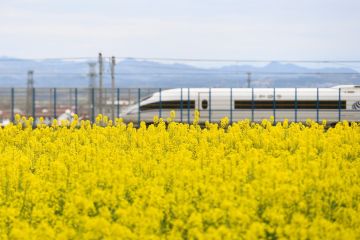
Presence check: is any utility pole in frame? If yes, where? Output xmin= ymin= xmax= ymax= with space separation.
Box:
xmin=26 ymin=70 xmax=34 ymax=116
xmin=88 ymin=62 xmax=97 ymax=119
xmin=247 ymin=72 xmax=252 ymax=88
xmin=98 ymin=53 xmax=103 ymax=115
xmin=69 ymin=88 xmax=73 ymax=113
xmin=88 ymin=62 xmax=97 ymax=88
xmin=49 ymin=88 xmax=53 ymax=119
xmin=111 ymin=56 xmax=116 ymax=121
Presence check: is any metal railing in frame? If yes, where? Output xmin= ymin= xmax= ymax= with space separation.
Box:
xmin=0 ymin=88 xmax=359 ymax=125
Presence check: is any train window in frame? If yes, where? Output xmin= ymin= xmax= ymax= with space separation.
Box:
xmin=234 ymin=100 xmax=346 ymax=109
xmin=140 ymin=100 xmax=195 ymax=111
xmin=202 ymin=100 xmax=208 ymax=109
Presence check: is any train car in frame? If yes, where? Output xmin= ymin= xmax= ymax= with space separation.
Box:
xmin=120 ymin=85 xmax=360 ymax=124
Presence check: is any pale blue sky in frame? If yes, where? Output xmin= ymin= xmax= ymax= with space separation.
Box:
xmin=0 ymin=0 xmax=359 ymax=60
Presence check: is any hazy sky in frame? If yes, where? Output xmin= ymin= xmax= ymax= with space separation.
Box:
xmin=0 ymin=0 xmax=359 ymax=60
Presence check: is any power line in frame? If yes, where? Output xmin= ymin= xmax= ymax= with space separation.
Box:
xmin=115 ymin=57 xmax=360 ymax=64
xmin=0 ymin=72 xmax=359 ymax=75
xmin=0 ymin=57 xmax=97 ymax=62
xmin=1 ymin=56 xmax=360 ymax=63
xmin=116 ymin=72 xmax=360 ymax=76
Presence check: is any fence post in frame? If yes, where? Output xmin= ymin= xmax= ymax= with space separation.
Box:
xmin=91 ymin=88 xmax=95 ymax=123
xmin=273 ymin=88 xmax=276 ymax=124
xmin=338 ymin=88 xmax=341 ymax=122
xmin=295 ymin=88 xmax=298 ymax=123
xmin=11 ymin=88 xmax=14 ymax=122
xmin=75 ymin=88 xmax=78 ymax=115
xmin=180 ymin=88 xmax=183 ymax=122
xmin=230 ymin=88 xmax=233 ymax=124
xmin=32 ymin=88 xmax=36 ymax=119
xmin=138 ymin=88 xmax=141 ymax=125
xmin=187 ymin=88 xmax=190 ymax=124
xmin=316 ymin=88 xmax=319 ymax=123
xmin=117 ymin=88 xmax=120 ymax=119
xmin=251 ymin=88 xmax=255 ymax=122
xmin=54 ymin=88 xmax=57 ymax=119
xmin=209 ymin=88 xmax=211 ymax=122
xmin=159 ymin=88 xmax=162 ymax=118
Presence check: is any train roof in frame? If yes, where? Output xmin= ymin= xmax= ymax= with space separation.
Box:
xmin=156 ymin=85 xmax=360 ymax=95
xmin=331 ymin=85 xmax=360 ymax=89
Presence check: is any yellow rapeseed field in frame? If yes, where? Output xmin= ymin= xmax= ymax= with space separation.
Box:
xmin=0 ymin=113 xmax=360 ymax=240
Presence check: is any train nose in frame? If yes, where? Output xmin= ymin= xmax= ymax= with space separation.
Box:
xmin=118 ymin=110 xmax=135 ymax=122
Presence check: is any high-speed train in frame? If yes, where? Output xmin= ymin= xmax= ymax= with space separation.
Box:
xmin=120 ymin=85 xmax=360 ymax=123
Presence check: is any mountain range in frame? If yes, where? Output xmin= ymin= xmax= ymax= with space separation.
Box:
xmin=0 ymin=57 xmax=359 ymax=88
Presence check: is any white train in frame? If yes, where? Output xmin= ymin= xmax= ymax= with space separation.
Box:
xmin=120 ymin=85 xmax=360 ymax=124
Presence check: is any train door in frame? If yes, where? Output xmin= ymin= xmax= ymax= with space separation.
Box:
xmin=198 ymin=91 xmax=210 ymax=122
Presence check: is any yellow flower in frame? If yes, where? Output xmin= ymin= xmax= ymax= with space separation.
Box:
xmin=220 ymin=117 xmax=229 ymax=129
xmin=0 ymin=114 xmax=359 ymax=239
xmin=170 ymin=110 xmax=176 ymax=119
xmin=15 ymin=114 xmax=21 ymax=123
